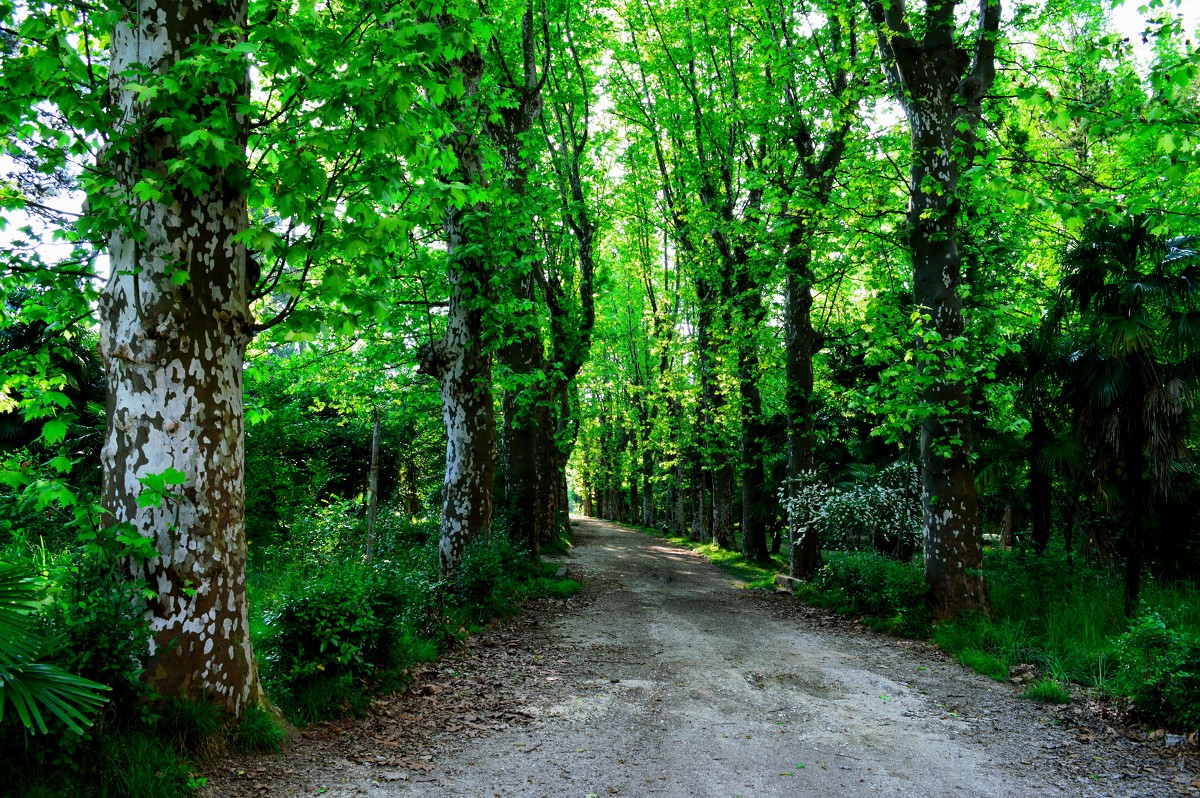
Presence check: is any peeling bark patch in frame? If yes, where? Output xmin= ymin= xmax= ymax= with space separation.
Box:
xmin=100 ymin=0 xmax=265 ymax=716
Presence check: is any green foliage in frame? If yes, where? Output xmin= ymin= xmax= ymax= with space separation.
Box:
xmin=784 ymin=463 xmax=921 ymax=558
xmin=1023 ymin=678 xmax=1072 ymax=704
xmin=0 ymin=719 xmax=202 ymax=798
xmin=954 ymin=648 xmax=1009 ymax=681
xmin=1112 ymin=611 xmax=1200 ymax=729
xmin=803 ymin=551 xmax=932 ymax=637
xmin=49 ymin=527 xmax=154 ymax=709
xmin=0 ymin=561 xmax=108 ymax=735
xmin=452 ymin=535 xmax=537 ymax=615
xmin=250 ymin=513 xmax=578 ymax=725
xmin=92 ymin=727 xmax=200 ymax=798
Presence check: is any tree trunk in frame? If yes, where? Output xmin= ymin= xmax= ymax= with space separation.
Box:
xmin=696 ymin=277 xmax=734 ymax=548
xmin=365 ymin=409 xmax=381 ymax=563
xmin=785 ymin=248 xmax=822 ymax=579
xmin=739 ymin=348 xmax=769 ymax=563
xmin=418 ymin=42 xmax=497 ymax=573
xmin=499 ymin=340 xmax=547 ymax=555
xmin=491 ymin=4 xmax=550 ymax=556
xmin=866 ymin=0 xmax=1000 ymax=619
xmin=673 ymin=465 xmax=688 ymax=535
xmin=690 ymin=463 xmax=706 ymax=541
xmin=641 ymin=448 xmax=655 ymax=527
xmin=1027 ymin=406 xmax=1052 ymax=555
xmin=420 ymin=237 xmax=498 ymax=573
xmin=730 ymin=248 xmax=771 ymax=564
xmin=99 ymin=0 xmax=266 ymax=716
xmin=711 ymin=463 xmax=736 ymax=549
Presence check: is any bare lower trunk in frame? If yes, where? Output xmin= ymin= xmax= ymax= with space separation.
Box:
xmin=99 ymin=0 xmax=265 ymax=717
xmin=641 ymin=448 xmax=654 ymax=527
xmin=690 ymin=463 xmax=706 ymax=541
xmin=673 ymin=465 xmax=687 ymax=535
xmin=499 ymin=340 xmax=549 ymax=555
xmin=711 ymin=463 xmax=736 ymax=549
xmin=739 ymin=349 xmax=769 ymax=564
xmin=422 ymin=265 xmax=497 ymax=573
xmin=785 ymin=251 xmax=821 ymax=579
xmin=365 ymin=410 xmax=381 ymax=562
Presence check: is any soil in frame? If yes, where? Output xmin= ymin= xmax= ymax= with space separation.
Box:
xmin=202 ymin=516 xmax=1200 ymax=798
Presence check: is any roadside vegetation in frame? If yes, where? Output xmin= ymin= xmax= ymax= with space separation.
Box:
xmin=0 ymin=370 xmax=578 ymax=798
xmin=3 ymin=0 xmax=1199 ymax=795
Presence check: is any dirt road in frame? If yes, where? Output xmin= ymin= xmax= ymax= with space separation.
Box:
xmin=206 ymin=516 xmax=1197 ymax=798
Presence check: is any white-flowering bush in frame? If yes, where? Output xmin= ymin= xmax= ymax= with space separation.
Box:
xmin=782 ymin=462 xmax=921 ymax=558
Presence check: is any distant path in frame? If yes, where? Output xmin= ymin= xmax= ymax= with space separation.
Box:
xmin=204 ymin=516 xmax=1194 ymax=798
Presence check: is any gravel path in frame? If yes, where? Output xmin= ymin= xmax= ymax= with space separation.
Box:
xmin=202 ymin=516 xmax=1200 ymax=798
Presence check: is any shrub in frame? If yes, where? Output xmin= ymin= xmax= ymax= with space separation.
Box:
xmin=782 ymin=463 xmax=920 ymax=558
xmin=257 ymin=543 xmax=449 ymax=721
xmin=50 ymin=526 xmax=155 ymax=711
xmin=809 ymin=551 xmax=931 ymax=636
xmin=452 ymin=535 xmax=534 ymax=616
xmin=265 ymin=569 xmax=382 ymax=686
xmin=1111 ymin=611 xmax=1200 ymax=729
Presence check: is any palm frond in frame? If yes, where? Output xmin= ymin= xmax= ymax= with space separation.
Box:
xmin=0 ymin=562 xmax=109 ymax=735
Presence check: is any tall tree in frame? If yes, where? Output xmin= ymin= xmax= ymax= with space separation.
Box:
xmin=99 ymin=0 xmax=268 ymax=714
xmin=864 ymin=0 xmax=1000 ymax=618
xmin=418 ymin=19 xmax=499 ymax=574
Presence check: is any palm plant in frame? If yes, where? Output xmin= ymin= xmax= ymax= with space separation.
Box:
xmin=1057 ymin=217 xmax=1200 ymax=615
xmin=0 ymin=561 xmax=109 ymax=734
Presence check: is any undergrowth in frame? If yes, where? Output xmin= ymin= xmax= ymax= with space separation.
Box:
xmin=249 ymin=515 xmax=580 ymax=725
xmin=1 ymin=509 xmax=577 ymax=797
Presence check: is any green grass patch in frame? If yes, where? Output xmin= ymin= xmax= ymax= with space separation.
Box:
xmin=954 ymin=648 xmax=1009 ymax=681
xmin=0 ymin=722 xmax=204 ymax=798
xmin=228 ymin=705 xmax=286 ymax=753
xmin=1024 ymin=678 xmax=1072 ymax=704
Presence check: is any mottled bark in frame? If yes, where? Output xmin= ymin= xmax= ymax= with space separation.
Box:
xmin=419 ymin=42 xmax=497 ymax=575
xmin=865 ymin=0 xmax=1000 ymax=619
xmin=99 ymin=0 xmax=265 ymax=716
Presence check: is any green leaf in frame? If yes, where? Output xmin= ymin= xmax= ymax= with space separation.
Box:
xmin=40 ymin=418 xmax=68 ymax=445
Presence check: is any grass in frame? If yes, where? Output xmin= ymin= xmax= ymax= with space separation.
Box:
xmin=1024 ymin=678 xmax=1073 ymax=704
